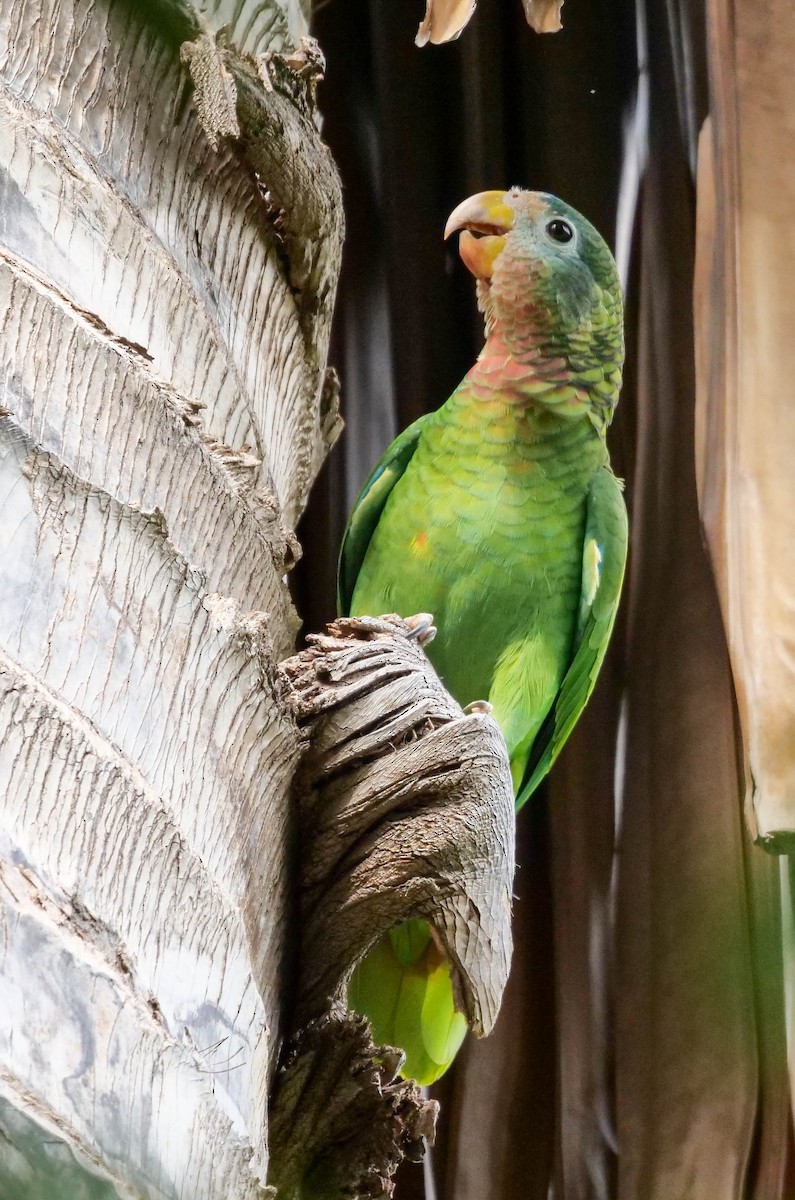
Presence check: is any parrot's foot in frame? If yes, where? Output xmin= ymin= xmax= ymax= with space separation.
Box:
xmin=403 ymin=611 xmax=437 ymax=646
xmin=464 ymin=699 xmax=493 ymax=716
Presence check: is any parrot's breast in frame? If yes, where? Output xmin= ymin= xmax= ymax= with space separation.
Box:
xmin=350 ymin=386 xmax=607 ymax=751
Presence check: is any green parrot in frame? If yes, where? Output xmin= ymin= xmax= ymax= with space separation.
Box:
xmin=338 ymin=188 xmax=627 ymax=1083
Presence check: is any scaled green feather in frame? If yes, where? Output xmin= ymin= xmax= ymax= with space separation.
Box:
xmin=338 ymin=415 xmax=430 ymax=616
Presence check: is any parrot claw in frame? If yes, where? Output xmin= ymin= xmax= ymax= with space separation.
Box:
xmin=404 ymin=613 xmax=437 ymax=646
xmin=464 ymin=700 xmax=492 ymax=716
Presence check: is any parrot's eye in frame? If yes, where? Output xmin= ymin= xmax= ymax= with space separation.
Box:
xmin=545 ymin=219 xmax=574 ymax=244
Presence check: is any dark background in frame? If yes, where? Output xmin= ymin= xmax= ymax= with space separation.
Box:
xmin=296 ymin=0 xmax=638 ymax=638
xmin=291 ymin=6 xmax=790 ymax=1200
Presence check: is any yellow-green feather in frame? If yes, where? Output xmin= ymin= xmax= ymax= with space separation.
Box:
xmin=350 ymin=376 xmax=609 ymax=784
xmin=348 ymin=920 xmax=466 ymax=1084
xmin=339 ymin=192 xmax=626 ymax=1085
xmin=342 ymin=372 xmax=624 ymax=1083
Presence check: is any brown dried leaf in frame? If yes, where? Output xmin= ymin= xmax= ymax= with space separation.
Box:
xmin=521 ymin=0 xmax=564 ymax=33
xmin=694 ymin=0 xmax=795 ymax=848
xmin=415 ymin=0 xmax=477 ymax=47
xmin=615 ymin=108 xmax=759 ymax=1199
xmin=415 ymin=0 xmax=564 ymax=44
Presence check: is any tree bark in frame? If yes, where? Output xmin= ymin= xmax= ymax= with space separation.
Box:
xmin=270 ymin=614 xmax=514 ymax=1200
xmin=0 ymin=0 xmax=342 ymax=1194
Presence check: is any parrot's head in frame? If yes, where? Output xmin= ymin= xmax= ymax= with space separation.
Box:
xmin=445 ymin=188 xmax=623 ymax=383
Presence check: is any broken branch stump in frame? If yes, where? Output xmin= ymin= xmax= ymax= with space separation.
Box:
xmin=269 ymin=614 xmax=515 ymax=1199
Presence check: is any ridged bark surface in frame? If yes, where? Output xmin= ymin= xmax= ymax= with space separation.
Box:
xmin=0 ymin=1 xmax=342 ymax=1195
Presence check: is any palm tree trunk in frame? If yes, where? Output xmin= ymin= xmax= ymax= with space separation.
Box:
xmin=0 ymin=0 xmax=342 ymax=1194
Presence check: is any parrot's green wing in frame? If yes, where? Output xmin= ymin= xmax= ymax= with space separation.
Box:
xmin=339 ymin=413 xmax=467 ymax=1085
xmin=515 ymin=466 xmax=627 ymax=809
xmin=337 ymin=414 xmax=431 ymax=616
xmin=347 ymin=919 xmax=467 ymax=1085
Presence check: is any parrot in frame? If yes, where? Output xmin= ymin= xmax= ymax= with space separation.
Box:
xmin=338 ymin=188 xmax=627 ymax=1084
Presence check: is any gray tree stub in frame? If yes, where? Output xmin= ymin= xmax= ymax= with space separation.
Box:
xmin=0 ymin=0 xmax=342 ymax=1194
xmin=272 ymin=614 xmax=515 ymax=1198
xmin=280 ymin=614 xmax=516 ymax=1039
